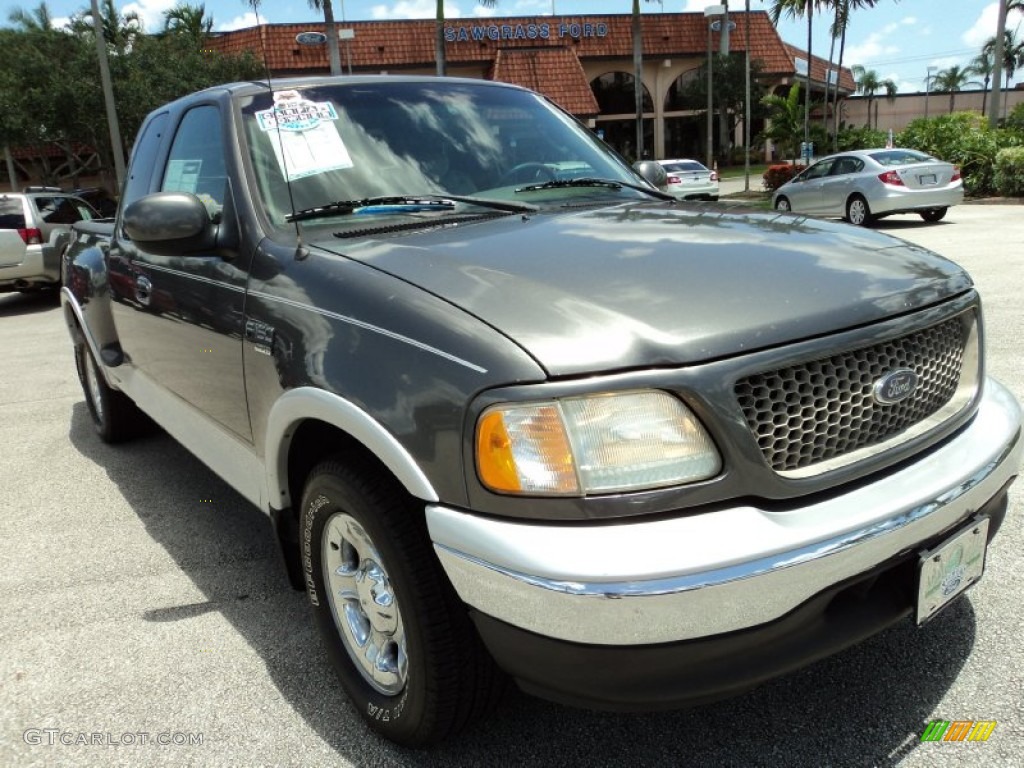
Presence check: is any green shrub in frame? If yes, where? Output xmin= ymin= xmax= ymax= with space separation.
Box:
xmin=1007 ymin=102 xmax=1024 ymax=135
xmin=762 ymin=164 xmax=800 ymax=191
xmin=835 ymin=125 xmax=887 ymax=152
xmin=993 ymin=146 xmax=1024 ymax=197
xmin=897 ymin=112 xmax=1022 ymax=196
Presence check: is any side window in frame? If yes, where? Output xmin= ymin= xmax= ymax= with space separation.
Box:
xmin=161 ymin=105 xmax=227 ymax=221
xmin=122 ymin=112 xmax=169 ymax=212
xmin=35 ymin=197 xmax=82 ymax=225
xmin=804 ymin=161 xmax=833 ymax=181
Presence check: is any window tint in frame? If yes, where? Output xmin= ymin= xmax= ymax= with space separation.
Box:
xmin=869 ymin=149 xmax=933 ymax=166
xmin=162 ymin=105 xmax=226 ymax=219
xmin=122 ymin=112 xmax=169 ymax=210
xmin=803 ymin=160 xmax=834 ymax=180
xmin=831 ymin=157 xmax=863 ymax=176
xmin=664 ymin=161 xmax=706 ymax=173
xmin=34 ymin=196 xmax=84 ymax=225
xmin=0 ymin=198 xmax=26 ymax=229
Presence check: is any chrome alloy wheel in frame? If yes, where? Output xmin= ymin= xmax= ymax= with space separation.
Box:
xmin=84 ymin=352 xmax=105 ymax=423
xmin=847 ymin=196 xmax=869 ymax=226
xmin=322 ymin=512 xmax=409 ymax=695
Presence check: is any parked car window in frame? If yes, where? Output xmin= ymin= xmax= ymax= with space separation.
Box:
xmin=827 ymin=159 xmax=860 ymax=177
xmin=162 ymin=105 xmax=227 ymax=219
xmin=0 ymin=198 xmax=26 ymax=229
xmin=34 ymin=196 xmax=86 ymax=225
xmin=869 ymin=149 xmax=934 ymax=166
xmin=801 ymin=160 xmax=834 ymax=181
xmin=663 ymin=161 xmax=707 ymax=173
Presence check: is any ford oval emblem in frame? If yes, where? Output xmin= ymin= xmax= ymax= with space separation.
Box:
xmin=873 ymin=369 xmax=918 ymax=405
xmin=295 ymin=31 xmax=328 ymax=46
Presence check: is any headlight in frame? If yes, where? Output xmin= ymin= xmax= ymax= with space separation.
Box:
xmin=475 ymin=390 xmax=721 ymax=496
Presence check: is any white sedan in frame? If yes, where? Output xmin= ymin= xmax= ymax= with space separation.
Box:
xmin=772 ymin=148 xmax=963 ymax=226
xmin=657 ymin=159 xmax=719 ymax=201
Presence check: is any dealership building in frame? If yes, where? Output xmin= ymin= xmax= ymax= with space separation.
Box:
xmin=210 ymin=11 xmax=855 ymax=162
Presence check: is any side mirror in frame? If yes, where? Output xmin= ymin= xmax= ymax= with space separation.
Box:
xmin=123 ymin=192 xmax=216 ymax=256
xmin=632 ymin=160 xmax=668 ymax=190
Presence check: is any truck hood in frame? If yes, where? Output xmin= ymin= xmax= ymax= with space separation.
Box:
xmin=315 ymin=203 xmax=972 ymax=376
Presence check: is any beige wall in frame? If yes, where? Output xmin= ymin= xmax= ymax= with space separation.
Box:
xmin=843 ymin=89 xmax=1024 ymax=132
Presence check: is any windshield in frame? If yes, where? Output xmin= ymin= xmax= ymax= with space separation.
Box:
xmin=238 ymin=80 xmax=645 ymax=226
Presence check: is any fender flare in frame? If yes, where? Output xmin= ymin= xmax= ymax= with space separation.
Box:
xmin=264 ymin=387 xmax=439 ymax=509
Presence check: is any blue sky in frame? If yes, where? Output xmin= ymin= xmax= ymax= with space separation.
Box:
xmin=3 ymin=1 xmax=1021 ymax=94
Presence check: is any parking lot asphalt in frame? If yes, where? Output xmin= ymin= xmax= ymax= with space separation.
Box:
xmin=1 ymin=204 xmax=1022 ymax=768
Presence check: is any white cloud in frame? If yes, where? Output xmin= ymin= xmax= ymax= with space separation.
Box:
xmin=51 ymin=16 xmax=71 ymax=30
xmin=372 ymin=1 xmax=459 ymax=20
xmin=962 ymin=2 xmax=1000 ymax=48
xmin=217 ymin=13 xmax=260 ymax=32
xmin=682 ymin=1 xmax=717 ymax=12
xmin=844 ymin=32 xmax=900 ymax=69
xmin=122 ymin=0 xmax=176 ymax=32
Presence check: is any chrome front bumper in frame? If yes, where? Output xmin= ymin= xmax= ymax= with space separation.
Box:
xmin=427 ymin=378 xmax=1022 ymax=646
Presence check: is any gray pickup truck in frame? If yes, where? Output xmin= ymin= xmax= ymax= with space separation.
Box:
xmin=61 ymin=76 xmax=1022 ymax=747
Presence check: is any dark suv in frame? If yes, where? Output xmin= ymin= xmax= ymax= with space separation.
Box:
xmin=1 ymin=191 xmax=98 ymax=293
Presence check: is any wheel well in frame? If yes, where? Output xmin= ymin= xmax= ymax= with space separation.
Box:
xmin=276 ymin=419 xmax=407 ymax=590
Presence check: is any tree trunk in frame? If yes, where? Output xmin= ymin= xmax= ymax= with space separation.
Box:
xmin=804 ymin=3 xmax=812 ymax=152
xmin=833 ymin=20 xmax=847 ymax=151
xmin=982 ymin=75 xmax=989 ymax=115
xmin=323 ymin=1 xmax=341 ymax=76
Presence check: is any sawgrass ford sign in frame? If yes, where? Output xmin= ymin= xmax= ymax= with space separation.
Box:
xmin=445 ymin=21 xmax=609 ymax=42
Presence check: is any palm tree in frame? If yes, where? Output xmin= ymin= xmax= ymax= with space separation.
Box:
xmin=769 ymin=1 xmax=825 ymax=152
xmin=828 ymin=0 xmax=880 ymax=150
xmin=851 ymin=65 xmax=896 ymax=129
xmin=70 ymin=0 xmax=142 ymax=52
xmin=928 ymin=65 xmax=981 ymax=113
xmin=760 ymin=83 xmax=805 ymax=161
xmin=984 ymin=28 xmax=1024 ymax=87
xmin=163 ymin=3 xmax=213 ymax=41
xmin=436 ymin=1 xmax=498 ymax=77
xmin=308 ymin=1 xmax=341 ymax=76
xmin=7 ymin=2 xmax=54 ymax=31
xmin=968 ymin=51 xmax=995 ymax=115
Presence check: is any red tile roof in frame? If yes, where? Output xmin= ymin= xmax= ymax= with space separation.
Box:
xmin=209 ymin=12 xmax=854 ymax=96
xmin=490 ymin=47 xmax=599 ymax=115
xmin=781 ymin=42 xmax=856 ymax=92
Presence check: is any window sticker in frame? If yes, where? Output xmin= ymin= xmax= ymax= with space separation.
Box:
xmin=164 ymin=159 xmax=202 ymax=193
xmin=257 ymin=90 xmax=353 ymax=181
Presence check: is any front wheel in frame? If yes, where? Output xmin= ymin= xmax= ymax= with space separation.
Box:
xmin=774 ymin=196 xmax=791 ymax=212
xmin=920 ymin=207 xmax=947 ymax=223
xmin=845 ymin=194 xmax=874 ymax=226
xmin=300 ymin=459 xmax=504 ymax=747
xmin=74 ymin=341 xmax=147 ymax=443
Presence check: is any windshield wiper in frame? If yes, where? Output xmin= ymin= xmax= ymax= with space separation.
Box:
xmin=515 ymin=177 xmax=676 ymax=201
xmin=287 ymin=194 xmax=536 ymax=223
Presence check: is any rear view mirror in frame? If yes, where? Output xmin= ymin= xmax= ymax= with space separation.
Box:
xmin=632 ymin=161 xmax=668 ymax=190
xmin=123 ymin=192 xmax=215 ymax=256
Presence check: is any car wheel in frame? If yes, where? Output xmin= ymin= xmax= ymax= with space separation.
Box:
xmin=846 ymin=194 xmax=874 ymax=226
xmin=300 ymin=458 xmax=505 ymax=747
xmin=774 ymin=196 xmax=791 ymax=212
xmin=919 ymin=207 xmax=947 ymax=223
xmin=74 ymin=341 xmax=146 ymax=443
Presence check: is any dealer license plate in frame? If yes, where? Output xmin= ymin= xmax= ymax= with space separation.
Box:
xmin=916 ymin=517 xmax=989 ymax=624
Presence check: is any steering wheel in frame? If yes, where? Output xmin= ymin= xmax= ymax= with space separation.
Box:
xmin=498 ymin=162 xmax=557 ymax=186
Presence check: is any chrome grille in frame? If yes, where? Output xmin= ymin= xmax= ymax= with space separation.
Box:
xmin=736 ymin=316 xmax=971 ymax=475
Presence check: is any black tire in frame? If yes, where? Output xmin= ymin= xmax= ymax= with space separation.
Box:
xmin=300 ymin=459 xmax=505 ymax=747
xmin=74 ymin=341 xmax=146 ymax=443
xmin=774 ymin=196 xmax=791 ymax=212
xmin=845 ymin=194 xmax=874 ymax=226
xmin=920 ymin=207 xmax=947 ymax=223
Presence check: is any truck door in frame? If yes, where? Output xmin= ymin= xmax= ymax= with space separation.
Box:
xmin=109 ymin=103 xmax=254 ymax=441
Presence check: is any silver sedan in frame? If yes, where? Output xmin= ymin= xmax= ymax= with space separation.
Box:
xmin=771 ymin=148 xmax=963 ymax=226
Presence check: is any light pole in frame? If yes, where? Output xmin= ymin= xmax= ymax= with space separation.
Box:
xmin=704 ymin=5 xmax=725 ymax=169
xmin=924 ymin=65 xmax=937 ymax=119
xmin=743 ymin=0 xmax=750 ymax=192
